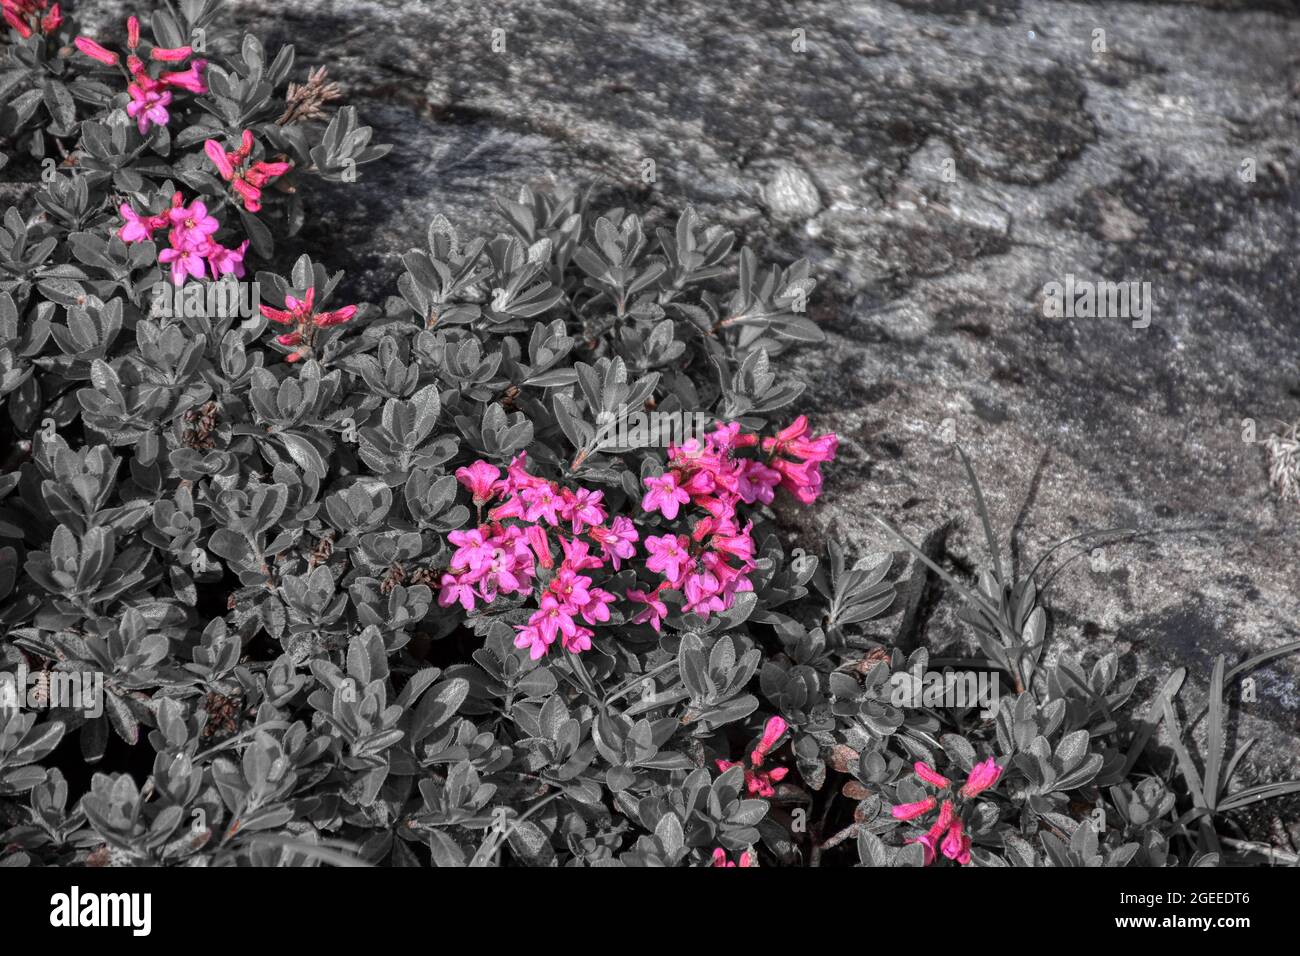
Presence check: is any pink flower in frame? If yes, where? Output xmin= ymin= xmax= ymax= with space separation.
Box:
xmin=434 ymin=416 xmax=838 ymax=667
xmin=627 ymin=587 xmax=668 ymax=632
xmin=705 ymin=422 xmax=758 ymax=452
xmin=762 ymin=416 xmax=838 ymax=462
xmin=7 ymin=0 xmax=60 ymax=37
xmin=3 ymin=7 xmax=31 ymax=38
xmin=680 ymin=467 xmax=716 ymax=498
xmin=121 ymin=192 xmax=246 ymax=285
xmin=261 ymin=290 xmax=313 ymax=324
xmin=246 ymin=159 xmax=292 ymax=186
xmin=751 ymin=715 xmax=787 ymax=766
xmin=41 ymin=3 xmax=60 ymax=34
xmin=206 ymin=239 xmax=248 ymax=279
xmin=479 ymin=543 xmax=527 ymax=600
xmin=714 ymin=568 xmax=754 ymax=614
xmin=456 ymin=460 xmax=501 ymax=505
xmin=959 ymin=757 xmax=1002 ymax=798
xmin=683 ymin=567 xmax=724 ymax=615
xmin=558 ymin=535 xmax=603 ymax=572
xmin=160 ymin=59 xmax=206 ymax=93
xmin=553 ymin=535 xmax=603 ymax=572
xmin=448 ymin=528 xmax=495 ymax=575
xmin=743 ymin=416 xmax=839 ymax=505
xmin=521 ymin=482 xmax=562 ymax=526
xmin=204 ymin=138 xmax=236 ymax=179
xmin=710 ymin=848 xmax=755 ymax=868
xmin=913 ymin=833 xmax=938 ymax=866
xmin=691 ymin=511 xmax=730 ymax=541
xmin=513 ymin=623 xmax=554 ymax=661
xmin=74 ymin=36 xmax=120 ymax=65
xmin=525 ymin=524 xmax=553 ymax=570
xmin=126 ymin=84 xmax=172 ymax=134
xmin=641 ymin=472 xmax=691 ymax=520
xmin=754 ymin=764 xmax=790 ymax=796
xmin=460 ymin=527 xmax=535 ymax=600
xmin=940 ymin=819 xmax=971 ymax=864
xmin=578 ymin=587 xmax=616 ymax=626
xmin=75 ymin=21 xmax=203 ymax=136
xmin=118 ymin=202 xmax=159 ymax=242
xmin=167 ymin=199 xmax=220 ymax=248
xmin=498 ymin=523 xmax=534 ymax=564
xmin=714 ymin=759 xmax=788 ymax=798
xmin=118 ymin=192 xmax=185 ymax=245
xmin=589 ymin=515 xmax=638 ymax=569
xmin=157 ymin=242 xmax=206 ymax=286
xmin=232 ymin=178 xmax=264 ymax=212
xmin=510 ymin=587 xmax=596 ymax=658
xmin=891 ymin=797 xmax=937 ymax=822
xmin=315 ymin=304 xmax=357 ymax=327
xmin=932 ymin=799 xmax=957 ymax=833
xmin=644 ymin=533 xmax=690 ymax=582
xmin=206 ymin=132 xmax=292 ymax=212
xmin=150 ymin=45 xmax=192 ymax=62
xmin=913 ymin=761 xmax=952 ymax=788
xmin=530 ymin=593 xmax=579 ymax=646
xmin=736 ymin=459 xmax=781 ymax=505
xmin=499 ymin=452 xmax=547 ymax=494
xmin=771 ymin=456 xmax=824 ymax=504
xmin=437 ymin=573 xmax=477 ymax=612
xmin=488 ymin=494 xmax=525 ymax=522
xmin=565 ymin=487 xmax=605 ymax=534
xmin=547 ymin=566 xmax=592 ymax=610
xmin=901 ymin=799 xmax=971 ymax=867
xmin=561 ymin=624 xmax=593 ymax=654
xmin=710 ymin=524 xmax=755 ymax=563
xmin=716 ymin=716 xmax=792 ymax=797
xmin=259 ymin=287 xmax=359 ymax=361
xmin=694 ymin=493 xmax=737 ymax=525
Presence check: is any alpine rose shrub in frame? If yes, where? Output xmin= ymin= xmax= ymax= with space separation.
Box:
xmin=0 ymin=1 xmax=1294 ymax=868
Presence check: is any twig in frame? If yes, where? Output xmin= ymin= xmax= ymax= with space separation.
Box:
xmin=808 ymin=788 xmax=838 ymax=867
xmin=1220 ymin=837 xmax=1299 ymax=865
xmin=817 ymin=821 xmax=861 ymax=853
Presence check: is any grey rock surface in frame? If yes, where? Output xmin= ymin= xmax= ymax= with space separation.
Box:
xmin=72 ymin=0 xmax=1300 ymax=835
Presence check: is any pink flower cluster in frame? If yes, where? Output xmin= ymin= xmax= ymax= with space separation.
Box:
xmin=437 ymin=417 xmax=838 ymax=661
xmin=715 ymin=715 xmax=789 ymax=797
xmin=439 ymin=454 xmax=636 ymax=661
xmin=890 ymin=757 xmax=1002 ymax=865
xmin=760 ymin=415 xmax=839 ymax=504
xmin=710 ymin=848 xmax=755 ymax=868
xmin=205 ymin=130 xmax=293 ymax=213
xmin=259 ymin=288 xmax=358 ymax=363
xmin=2 ymin=0 xmax=60 ymax=38
xmin=118 ymin=191 xmax=248 ymax=286
xmin=75 ymin=15 xmax=207 ymax=135
xmin=629 ymin=416 xmax=836 ymax=627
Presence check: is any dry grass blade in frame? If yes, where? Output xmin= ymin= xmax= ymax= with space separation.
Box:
xmin=954 ymin=444 xmax=1003 ymax=586
xmin=1205 ymin=655 xmax=1225 ymax=810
